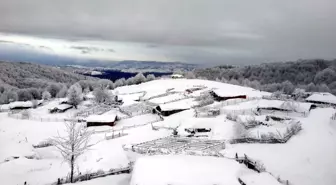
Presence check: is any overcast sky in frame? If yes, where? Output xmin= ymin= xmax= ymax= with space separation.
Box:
xmin=0 ymin=0 xmax=336 ymax=65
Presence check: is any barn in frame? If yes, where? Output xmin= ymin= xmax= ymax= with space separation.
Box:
xmin=154 ymin=105 xmax=188 ymax=116
xmin=9 ymin=101 xmax=43 ymax=110
xmin=49 ymin=104 xmax=73 ymax=113
xmin=86 ymin=114 xmax=118 ymax=127
xmin=306 ymin=92 xmax=336 ymax=106
xmin=209 ymin=90 xmax=247 ymax=101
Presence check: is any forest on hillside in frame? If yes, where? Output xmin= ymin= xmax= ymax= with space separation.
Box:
xmin=0 ymin=61 xmax=96 ymax=89
xmin=192 ymin=59 xmax=336 ymax=95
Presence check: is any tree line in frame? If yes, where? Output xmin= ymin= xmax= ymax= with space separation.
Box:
xmin=0 ymin=72 xmax=156 ymax=105
xmin=191 ymin=59 xmax=336 ymax=95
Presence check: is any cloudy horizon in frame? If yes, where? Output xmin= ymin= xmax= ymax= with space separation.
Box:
xmin=0 ymin=0 xmax=336 ymax=65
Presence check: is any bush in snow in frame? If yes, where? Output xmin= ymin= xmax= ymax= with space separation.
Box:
xmin=226 ymin=112 xmax=238 ymax=121
xmin=146 ymin=74 xmax=156 ymax=81
xmin=21 ymin=110 xmax=31 ymax=119
xmin=233 ymin=122 xmax=248 ymax=138
xmin=67 ymin=83 xmax=83 ymax=108
xmin=42 ymin=91 xmax=52 ymax=100
xmin=93 ymin=88 xmax=111 ymax=104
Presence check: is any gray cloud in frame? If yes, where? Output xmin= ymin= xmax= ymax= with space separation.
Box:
xmin=0 ymin=0 xmax=336 ymax=64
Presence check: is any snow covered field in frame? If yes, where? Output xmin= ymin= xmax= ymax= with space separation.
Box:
xmin=0 ymin=79 xmax=335 ymax=185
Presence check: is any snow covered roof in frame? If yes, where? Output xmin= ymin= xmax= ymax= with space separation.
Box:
xmin=9 ymin=101 xmax=34 ymax=109
xmin=158 ymin=99 xmax=196 ymax=111
xmin=171 ymin=74 xmax=183 ymax=78
xmin=258 ymin=99 xmax=312 ymax=113
xmin=130 ymin=155 xmax=245 ymax=185
xmin=53 ymin=104 xmax=73 ymax=110
xmin=239 ymin=172 xmax=282 ymax=185
xmin=212 ymin=89 xmax=247 ymax=97
xmin=306 ymin=92 xmax=336 ymax=105
xmin=86 ymin=114 xmax=117 ymax=123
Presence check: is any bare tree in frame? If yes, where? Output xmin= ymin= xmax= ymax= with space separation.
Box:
xmin=51 ymin=121 xmax=93 ymax=183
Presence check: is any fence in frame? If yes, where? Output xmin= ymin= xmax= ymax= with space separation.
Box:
xmin=50 ymin=166 xmax=131 ymax=185
xmin=7 ymin=113 xmax=83 ymax=122
xmin=230 ymin=121 xmax=302 ymax=144
xmin=75 ymin=105 xmax=116 ymax=118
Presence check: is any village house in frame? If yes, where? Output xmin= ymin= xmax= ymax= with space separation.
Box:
xmin=209 ymin=89 xmax=247 ymax=101
xmin=305 ymin=92 xmax=336 ymax=106
xmin=154 ymin=105 xmax=188 ymax=116
xmin=86 ymin=114 xmax=118 ymax=127
xmin=49 ymin=104 xmax=73 ymax=113
xmin=9 ymin=101 xmax=43 ymax=110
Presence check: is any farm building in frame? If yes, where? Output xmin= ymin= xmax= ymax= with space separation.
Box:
xmin=48 ymin=104 xmax=73 ymax=113
xmin=9 ymin=101 xmax=42 ymax=110
xmin=153 ymin=104 xmax=189 ymax=116
xmin=209 ymin=90 xmax=247 ymax=101
xmin=306 ymin=92 xmax=336 ymax=106
xmin=86 ymin=114 xmax=118 ymax=127
xmin=171 ymin=74 xmax=184 ymax=79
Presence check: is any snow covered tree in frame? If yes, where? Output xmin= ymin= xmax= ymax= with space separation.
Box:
xmin=93 ymin=88 xmax=111 ymax=104
xmin=57 ymin=86 xmax=68 ymax=98
xmin=316 ymin=83 xmax=331 ymax=92
xmin=328 ymin=81 xmax=336 ymax=95
xmin=67 ymin=84 xmax=83 ymax=108
xmin=305 ymin=82 xmax=317 ymax=92
xmin=97 ymin=79 xmax=114 ymax=90
xmin=114 ymin=78 xmax=126 ymax=88
xmin=17 ymin=89 xmax=33 ymax=101
xmin=126 ymin=77 xmax=135 ymax=85
xmin=281 ymin=80 xmax=295 ymax=94
xmin=47 ymin=83 xmax=62 ymax=98
xmin=184 ymin=71 xmax=196 ymax=79
xmin=0 ymin=90 xmax=18 ymax=104
xmin=27 ymin=88 xmax=41 ymax=100
xmin=51 ymin=121 xmax=94 ymax=183
xmin=42 ymin=91 xmax=51 ymax=100
xmin=133 ymin=73 xmax=146 ymax=84
xmin=314 ymin=68 xmax=336 ymax=85
xmin=146 ymin=74 xmax=156 ymax=81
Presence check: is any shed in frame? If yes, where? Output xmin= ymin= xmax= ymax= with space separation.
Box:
xmin=86 ymin=114 xmax=118 ymax=127
xmin=306 ymin=92 xmax=336 ymax=106
xmin=49 ymin=104 xmax=73 ymax=113
xmin=155 ymin=105 xmax=188 ymax=116
xmin=210 ymin=90 xmax=247 ymax=101
xmin=9 ymin=101 xmax=42 ymax=110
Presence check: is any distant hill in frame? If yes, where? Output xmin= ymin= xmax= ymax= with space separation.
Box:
xmin=0 ymin=61 xmax=96 ymax=89
xmin=108 ymin=60 xmax=197 ymax=72
xmin=193 ymin=59 xmax=336 ymax=94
